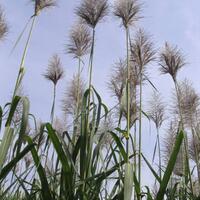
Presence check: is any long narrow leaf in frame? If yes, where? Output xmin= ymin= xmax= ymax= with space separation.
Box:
xmin=0 ymin=144 xmax=34 ymax=181
xmin=0 ymin=127 xmax=14 ymax=169
xmin=156 ymin=131 xmax=184 ymax=200
xmin=25 ymin=136 xmax=53 ymax=200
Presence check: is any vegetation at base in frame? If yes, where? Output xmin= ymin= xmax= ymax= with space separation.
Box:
xmin=0 ymin=0 xmax=200 ymax=199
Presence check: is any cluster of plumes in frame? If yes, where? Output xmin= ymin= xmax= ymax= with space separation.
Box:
xmin=108 ymin=29 xmax=156 ymax=126
xmin=162 ymin=121 xmax=184 ymax=177
xmin=0 ymin=6 xmax=8 ymax=41
xmin=62 ymin=74 xmax=86 ymax=117
xmin=147 ymin=92 xmax=165 ymax=129
xmin=43 ymin=54 xmax=64 ymax=86
xmin=159 ymin=42 xmax=186 ymax=82
xmin=31 ymin=0 xmax=57 ymax=16
xmin=108 ymin=59 xmax=140 ymax=127
xmin=113 ymin=0 xmax=141 ymax=29
xmin=67 ymin=23 xmax=92 ymax=59
xmin=76 ymin=0 xmax=108 ymax=29
xmin=131 ymin=28 xmax=156 ymax=71
xmin=172 ymin=80 xmax=200 ymax=128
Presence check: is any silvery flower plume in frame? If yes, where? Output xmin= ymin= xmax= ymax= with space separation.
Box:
xmin=113 ymin=0 xmax=141 ymax=29
xmin=131 ymin=28 xmax=156 ymax=71
xmin=43 ymin=54 xmax=64 ymax=86
xmin=172 ymin=79 xmax=200 ymax=128
xmin=159 ymin=42 xmax=186 ymax=82
xmin=189 ymin=126 xmax=200 ymax=184
xmin=76 ymin=0 xmax=109 ymax=29
xmin=31 ymin=0 xmax=57 ymax=16
xmin=147 ymin=92 xmax=165 ymax=129
xmin=62 ymin=74 xmax=86 ymax=117
xmin=108 ymin=59 xmax=140 ymax=101
xmin=108 ymin=59 xmax=139 ymax=127
xmin=147 ymin=91 xmax=165 ymax=176
xmin=0 ymin=6 xmax=8 ymax=41
xmin=67 ymin=22 xmax=92 ymax=59
xmin=189 ymin=131 xmax=200 ymax=164
xmin=43 ymin=54 xmax=64 ymax=123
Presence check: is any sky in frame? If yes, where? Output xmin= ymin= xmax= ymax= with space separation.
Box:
xmin=0 ymin=0 xmax=200 ymax=187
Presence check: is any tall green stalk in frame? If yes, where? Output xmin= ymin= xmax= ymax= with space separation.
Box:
xmin=81 ymin=28 xmax=95 ymax=199
xmin=157 ymin=127 xmax=162 ymax=179
xmin=87 ymin=28 xmax=95 ymax=129
xmin=12 ymin=16 xmax=36 ymax=100
xmin=76 ymin=57 xmax=81 ymax=117
xmin=126 ymin=27 xmax=130 ymax=163
xmin=45 ymin=83 xmax=57 ymax=169
xmin=50 ymin=84 xmax=56 ymax=124
xmin=138 ymin=68 xmax=143 ymax=192
xmin=72 ymin=57 xmax=81 ymax=145
xmin=88 ymin=28 xmax=95 ymax=92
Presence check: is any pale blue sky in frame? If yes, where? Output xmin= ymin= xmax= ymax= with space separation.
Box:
xmin=0 ymin=0 xmax=200 ymax=186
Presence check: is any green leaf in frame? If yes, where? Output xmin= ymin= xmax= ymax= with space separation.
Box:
xmin=133 ymin=172 xmax=141 ymax=200
xmin=25 ymin=135 xmax=53 ymax=200
xmin=0 ymin=127 xmax=14 ymax=170
xmin=156 ymin=131 xmax=184 ymax=200
xmin=5 ymin=96 xmax=21 ymax=127
xmin=109 ymin=131 xmax=127 ymax=162
xmin=115 ymin=127 xmax=129 ymax=139
xmin=0 ymin=144 xmax=34 ymax=181
xmin=46 ymin=123 xmax=73 ymax=195
xmin=142 ymin=153 xmax=161 ymax=183
xmin=46 ymin=123 xmax=71 ymax=174
xmin=144 ymin=186 xmax=153 ymax=200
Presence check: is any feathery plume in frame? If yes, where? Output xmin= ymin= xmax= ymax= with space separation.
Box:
xmin=62 ymin=74 xmax=86 ymax=116
xmin=131 ymin=28 xmax=156 ymax=71
xmin=147 ymin=92 xmax=165 ymax=129
xmin=113 ymin=0 xmax=141 ymax=28
xmin=159 ymin=42 xmax=186 ymax=81
xmin=172 ymin=79 xmax=199 ymax=128
xmin=189 ymin=132 xmax=200 ymax=163
xmin=43 ymin=54 xmax=64 ymax=86
xmin=32 ymin=0 xmax=57 ymax=16
xmin=0 ymin=6 xmax=8 ymax=41
xmin=76 ymin=0 xmax=108 ymax=28
xmin=67 ymin=23 xmax=92 ymax=58
xmin=108 ymin=59 xmax=139 ymax=127
xmin=108 ymin=59 xmax=140 ymax=100
xmin=189 ymin=124 xmax=200 ymax=188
